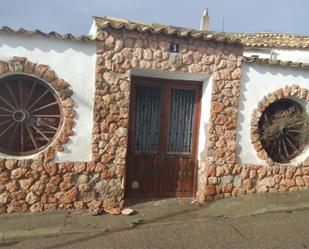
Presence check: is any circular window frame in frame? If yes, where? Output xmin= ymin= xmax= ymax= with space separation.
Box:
xmin=251 ymin=85 xmax=309 ymax=165
xmin=0 ymin=73 xmax=64 ymax=156
xmin=257 ymin=98 xmax=308 ymax=163
xmin=0 ymin=57 xmax=75 ymax=159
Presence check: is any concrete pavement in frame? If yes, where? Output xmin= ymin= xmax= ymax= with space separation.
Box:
xmin=5 ymin=209 xmax=309 ymax=249
xmin=1 ymin=190 xmax=309 ymax=244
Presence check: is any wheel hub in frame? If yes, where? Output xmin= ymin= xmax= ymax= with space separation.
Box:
xmin=12 ymin=110 xmax=27 ymax=123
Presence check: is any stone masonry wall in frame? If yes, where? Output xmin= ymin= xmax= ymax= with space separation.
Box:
xmin=0 ymin=28 xmax=245 ymax=214
xmin=202 ymin=84 xmax=309 ymax=201
xmin=93 ymin=27 xmax=309 ymax=205
xmin=94 ymin=27 xmax=243 ymax=204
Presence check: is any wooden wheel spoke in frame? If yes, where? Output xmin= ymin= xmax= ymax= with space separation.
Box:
xmin=0 ymin=114 xmax=12 ymax=117
xmin=33 ymin=114 xmax=60 ymax=118
xmin=38 ymin=121 xmax=58 ymax=131
xmin=24 ymin=82 xmax=37 ymax=109
xmin=285 ymin=136 xmax=299 ymax=152
xmin=0 ymin=121 xmax=15 ymax=138
xmin=28 ymin=89 xmax=50 ymax=111
xmin=30 ymin=101 xmax=58 ymax=113
xmin=269 ymin=133 xmax=280 ymax=156
xmin=19 ymin=80 xmax=23 ymax=109
xmin=5 ymin=83 xmax=19 ymax=109
xmin=286 ymin=134 xmax=299 ymax=144
xmin=0 ymin=119 xmax=12 ymax=126
xmin=20 ymin=124 xmax=24 ymax=152
xmin=278 ymin=137 xmax=282 ymax=160
xmin=0 ymin=96 xmax=15 ymax=111
xmin=25 ymin=126 xmax=38 ymax=149
xmin=282 ymin=136 xmax=289 ymax=158
xmin=31 ymin=125 xmax=50 ymax=142
xmin=0 ymin=106 xmax=13 ymax=113
xmin=8 ymin=124 xmax=19 ymax=149
xmin=288 ymin=129 xmax=302 ymax=133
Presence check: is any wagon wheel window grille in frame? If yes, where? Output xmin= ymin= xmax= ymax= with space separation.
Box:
xmin=258 ymin=98 xmax=309 ymax=163
xmin=0 ymin=74 xmax=63 ymax=156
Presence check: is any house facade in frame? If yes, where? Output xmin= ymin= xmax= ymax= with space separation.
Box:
xmin=0 ymin=16 xmax=308 ymax=214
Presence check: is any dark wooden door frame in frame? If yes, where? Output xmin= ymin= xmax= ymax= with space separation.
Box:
xmin=125 ymin=76 xmax=202 ymax=198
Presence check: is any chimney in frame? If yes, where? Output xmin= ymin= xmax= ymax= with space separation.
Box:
xmin=200 ymin=9 xmax=209 ymax=31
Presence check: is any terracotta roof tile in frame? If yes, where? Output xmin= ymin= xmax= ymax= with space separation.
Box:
xmin=243 ymin=56 xmax=309 ymax=69
xmin=228 ymin=32 xmax=309 ymax=49
xmin=93 ymin=16 xmax=242 ymax=45
xmin=0 ymin=26 xmax=94 ymax=42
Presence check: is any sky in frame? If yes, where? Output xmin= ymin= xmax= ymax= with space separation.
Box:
xmin=1 ymin=0 xmax=309 ymax=35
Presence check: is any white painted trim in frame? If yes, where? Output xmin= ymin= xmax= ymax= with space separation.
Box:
xmin=197 ymin=76 xmax=213 ymax=161
xmin=130 ymin=68 xmax=210 ymax=82
xmin=197 ymin=76 xmax=213 ymax=191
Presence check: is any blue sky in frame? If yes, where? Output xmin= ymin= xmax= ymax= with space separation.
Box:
xmin=1 ymin=0 xmax=309 ymax=35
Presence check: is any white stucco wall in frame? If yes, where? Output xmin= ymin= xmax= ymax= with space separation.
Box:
xmin=0 ymin=33 xmax=96 ymax=162
xmin=245 ymin=48 xmax=309 ymax=63
xmin=197 ymin=76 xmax=213 ymax=161
xmin=237 ymin=63 xmax=309 ymax=165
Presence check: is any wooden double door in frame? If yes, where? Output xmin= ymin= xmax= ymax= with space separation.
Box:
xmin=126 ymin=77 xmax=201 ymax=198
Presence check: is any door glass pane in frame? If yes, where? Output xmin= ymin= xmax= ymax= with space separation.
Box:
xmin=168 ymin=88 xmax=195 ymax=153
xmin=133 ymin=85 xmax=161 ymax=152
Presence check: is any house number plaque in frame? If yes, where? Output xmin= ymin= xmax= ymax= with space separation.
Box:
xmin=170 ymin=42 xmax=179 ymax=53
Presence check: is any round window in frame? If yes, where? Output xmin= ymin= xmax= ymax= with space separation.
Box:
xmin=0 ymin=74 xmax=63 ymax=156
xmin=258 ymin=98 xmax=309 ymax=163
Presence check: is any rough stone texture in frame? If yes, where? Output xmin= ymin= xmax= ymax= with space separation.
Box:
xmin=93 ymin=27 xmax=243 ymax=209
xmin=193 ymin=86 xmax=308 ymax=200
xmin=199 ymin=85 xmax=309 ymax=201
xmin=201 ymin=163 xmax=309 ymax=200
xmin=202 ymin=85 xmax=309 ymax=199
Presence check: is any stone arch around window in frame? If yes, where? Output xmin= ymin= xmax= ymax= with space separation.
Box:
xmin=251 ymin=85 xmax=309 ymax=165
xmin=0 ymin=56 xmax=75 ymax=160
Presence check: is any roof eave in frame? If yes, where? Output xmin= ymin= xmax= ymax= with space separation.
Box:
xmin=0 ymin=26 xmax=95 ymax=42
xmin=93 ymin=16 xmax=242 ymax=46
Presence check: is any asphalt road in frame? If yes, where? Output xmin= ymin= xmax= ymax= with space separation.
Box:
xmin=2 ymin=209 xmax=309 ymax=249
